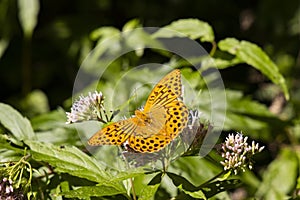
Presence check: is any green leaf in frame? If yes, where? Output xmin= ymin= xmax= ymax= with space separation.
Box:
xmin=17 ymin=0 xmax=39 ymax=38
xmin=26 ymin=141 xmax=120 ymax=185
xmin=201 ymin=179 xmax=241 ymax=198
xmin=124 ymin=28 xmax=164 ymax=56
xmin=178 ymin=184 xmax=206 ymax=199
xmin=166 ymin=167 xmax=239 ymax=199
xmin=112 ymin=168 xmax=145 ymax=181
xmin=61 ymin=185 xmax=127 ymax=198
xmin=148 ymin=172 xmax=163 ymax=185
xmin=152 ymin=18 xmax=215 ymax=42
xmin=223 ymin=90 xmax=286 ymax=139
xmin=196 ymin=89 xmax=287 ymax=139
xmin=238 ymin=41 xmax=289 ymax=100
xmin=218 ymin=38 xmax=240 ymax=54
xmin=31 ymin=108 xmax=69 ymax=131
xmin=256 ymin=148 xmax=298 ymax=199
xmin=90 ymin=27 xmax=120 ymax=41
xmin=216 ymin=171 xmax=232 ymax=181
xmin=218 ymin=38 xmax=289 ymax=99
xmin=170 ymin=156 xmax=222 ymax=186
xmin=136 ymin=173 xmax=162 ymax=200
xmin=167 ymin=172 xmax=198 ymax=191
xmin=122 ymin=18 xmax=141 ymax=31
xmin=0 ymin=103 xmax=35 ymax=141
xmin=210 ymin=57 xmax=243 ymax=69
xmin=138 ymin=184 xmax=160 ymax=200
xmin=0 ymin=134 xmax=24 ymax=161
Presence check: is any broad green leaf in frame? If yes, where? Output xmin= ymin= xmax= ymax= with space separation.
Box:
xmin=218 ymin=38 xmax=289 ymax=99
xmin=256 ymin=148 xmax=298 ymax=199
xmin=26 ymin=141 xmax=121 ymax=186
xmin=61 ymin=185 xmax=127 ymax=198
xmin=224 ymin=90 xmax=286 ymax=139
xmin=138 ymin=184 xmax=160 ymax=200
xmin=0 ymin=134 xmax=24 ymax=161
xmin=30 ymin=109 xmax=80 ymax=145
xmin=124 ymin=28 xmax=164 ymax=56
xmin=169 ymin=156 xmax=221 ymax=186
xmin=112 ymin=168 xmax=145 ymax=181
xmin=132 ymin=172 xmax=162 ymax=200
xmin=210 ymin=57 xmax=243 ymax=69
xmin=224 ymin=90 xmax=274 ymax=117
xmin=18 ymin=0 xmax=39 ymax=38
xmin=35 ymin=128 xmax=80 ymax=146
xmin=218 ymin=38 xmax=240 ymax=54
xmin=168 ymin=162 xmax=239 ymax=199
xmin=153 ymin=18 xmax=215 ymax=42
xmin=178 ymin=184 xmax=206 ymax=199
xmin=0 ymin=103 xmax=35 ymax=141
xmin=166 ymin=172 xmax=198 ymax=191
xmin=31 ymin=109 xmax=67 ymax=131
xmin=201 ymin=179 xmax=241 ymax=198
xmin=238 ymin=41 xmax=289 ymax=99
xmin=195 ymin=89 xmax=286 ymax=139
xmin=148 ymin=172 xmax=163 ymax=185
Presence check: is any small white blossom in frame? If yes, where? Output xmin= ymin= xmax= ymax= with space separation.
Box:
xmin=220 ymin=133 xmax=264 ymax=175
xmin=1 ymin=178 xmax=14 ymax=197
xmin=188 ymin=110 xmax=202 ymax=128
xmin=66 ymin=91 xmax=105 ymax=124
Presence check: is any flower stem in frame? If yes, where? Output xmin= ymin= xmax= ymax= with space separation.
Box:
xmin=120 ymin=147 xmax=137 ymax=200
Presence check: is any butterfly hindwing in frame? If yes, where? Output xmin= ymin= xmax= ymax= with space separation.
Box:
xmin=127 ymin=129 xmax=171 ymax=153
xmin=164 ymin=100 xmax=189 ymax=139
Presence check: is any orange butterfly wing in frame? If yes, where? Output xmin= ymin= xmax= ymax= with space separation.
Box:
xmin=88 ymin=118 xmax=136 ymax=146
xmin=88 ymin=69 xmax=189 ymax=153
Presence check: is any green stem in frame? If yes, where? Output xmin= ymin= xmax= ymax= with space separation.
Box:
xmin=209 ymin=41 xmax=217 ymax=57
xmin=120 ymin=147 xmax=137 ymax=200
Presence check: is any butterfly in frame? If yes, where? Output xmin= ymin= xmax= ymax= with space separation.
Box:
xmin=88 ymin=69 xmax=189 ymax=153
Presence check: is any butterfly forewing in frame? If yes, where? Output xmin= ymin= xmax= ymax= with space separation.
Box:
xmin=88 ymin=119 xmax=136 ymax=146
xmin=156 ymin=69 xmax=182 ymax=97
xmin=143 ymin=69 xmax=183 ymax=112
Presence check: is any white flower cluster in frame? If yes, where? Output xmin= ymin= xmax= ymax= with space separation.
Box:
xmin=0 ymin=178 xmax=13 ymax=198
xmin=188 ymin=110 xmax=201 ymax=128
xmin=220 ymin=133 xmax=264 ymax=175
xmin=66 ymin=91 xmax=104 ymax=124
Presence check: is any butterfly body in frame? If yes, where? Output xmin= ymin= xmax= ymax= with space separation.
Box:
xmin=88 ymin=69 xmax=189 ymax=153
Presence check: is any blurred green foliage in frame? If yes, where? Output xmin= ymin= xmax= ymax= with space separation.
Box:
xmin=0 ymin=0 xmax=299 ymax=199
